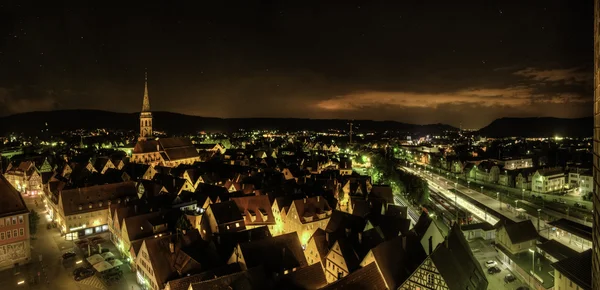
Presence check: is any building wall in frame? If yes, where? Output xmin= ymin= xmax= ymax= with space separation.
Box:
xmin=324 ymin=241 xmax=349 ymax=283
xmin=504 ymin=159 xmax=532 ymax=170
xmin=496 ymin=227 xmax=535 ymax=255
xmin=136 ymin=242 xmax=160 ymax=290
xmin=594 ymin=0 xmax=600 ymax=286
xmin=0 ymin=213 xmax=30 ymax=270
xmin=399 ymin=257 xmax=449 ymax=290
xmin=282 ymin=203 xmax=329 ymax=246
xmin=554 ymin=269 xmax=584 ymax=290
xmin=304 ymin=237 xmax=324 ymax=268
xmin=532 ymin=172 xmax=565 ymax=194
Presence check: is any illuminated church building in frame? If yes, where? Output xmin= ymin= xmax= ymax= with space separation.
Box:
xmin=131 ymin=73 xmax=200 ymax=167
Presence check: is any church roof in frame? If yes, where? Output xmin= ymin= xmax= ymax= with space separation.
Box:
xmin=133 ymin=140 xmax=159 ymax=154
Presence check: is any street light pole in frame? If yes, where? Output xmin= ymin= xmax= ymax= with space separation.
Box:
xmin=522 ymin=188 xmax=525 ymax=200
xmin=467 ymin=181 xmax=470 ymax=189
xmin=496 ymin=192 xmax=500 ymax=210
xmin=529 ymin=249 xmax=536 ymax=273
xmin=537 ymin=209 xmax=541 ymax=231
xmin=480 ymin=186 xmax=483 ymax=194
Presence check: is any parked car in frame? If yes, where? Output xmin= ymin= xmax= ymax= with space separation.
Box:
xmin=504 ymin=274 xmax=516 ymax=283
xmin=487 ymin=266 xmax=501 ymax=274
xmin=484 ymin=260 xmax=497 ymax=269
xmin=74 ymin=268 xmax=95 ymax=281
xmin=73 ymin=266 xmax=92 ymax=276
xmin=62 ymin=252 xmax=77 ymax=260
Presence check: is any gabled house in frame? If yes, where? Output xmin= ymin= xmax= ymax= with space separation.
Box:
xmin=496 ymin=220 xmax=538 ymax=256
xmin=123 ymin=163 xmax=156 ymax=181
xmin=227 ymin=232 xmax=308 ymax=276
xmin=230 ymin=195 xmax=275 ymax=231
xmin=136 ymin=230 xmax=219 ymax=290
xmin=360 ymin=235 xmax=427 ymax=290
xmin=399 ymin=225 xmax=488 ymax=290
xmin=93 ymin=157 xmax=116 ymax=174
xmin=532 ymin=167 xmax=565 ymax=194
xmin=282 ymin=196 xmax=332 ymax=246
xmin=204 ymin=201 xmax=245 ymax=235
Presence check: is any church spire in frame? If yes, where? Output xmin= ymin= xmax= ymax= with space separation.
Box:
xmin=142 ymin=70 xmax=150 ymax=112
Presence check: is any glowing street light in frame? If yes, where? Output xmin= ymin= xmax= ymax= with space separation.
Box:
xmin=528 ymin=248 xmax=536 ymax=272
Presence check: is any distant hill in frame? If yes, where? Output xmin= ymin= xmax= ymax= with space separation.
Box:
xmin=0 ymin=110 xmax=457 ymax=136
xmin=476 ymin=117 xmax=592 ymax=138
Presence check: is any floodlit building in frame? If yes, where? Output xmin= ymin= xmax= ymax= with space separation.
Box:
xmin=0 ymin=175 xmax=30 ymax=271
xmin=130 ymin=73 xmax=200 ymax=167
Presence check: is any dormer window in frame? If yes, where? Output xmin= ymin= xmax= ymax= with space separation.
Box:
xmin=89 ymin=203 xmax=93 ymax=209
xmin=78 ymin=205 xmax=83 ymax=210
xmin=98 ymin=201 xmax=103 ymax=207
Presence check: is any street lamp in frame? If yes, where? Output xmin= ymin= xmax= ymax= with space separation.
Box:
xmin=496 ymin=192 xmax=501 ymax=210
xmin=528 ymin=249 xmax=536 ymax=272
xmin=480 ymin=186 xmax=484 ymax=194
xmin=522 ymin=188 xmax=525 ymax=200
xmin=467 ymin=180 xmax=470 ymax=189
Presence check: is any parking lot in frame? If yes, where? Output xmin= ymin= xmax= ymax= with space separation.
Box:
xmin=468 ymin=238 xmax=531 ymax=290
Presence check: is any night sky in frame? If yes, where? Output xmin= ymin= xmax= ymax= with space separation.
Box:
xmin=0 ymin=1 xmax=593 ymax=128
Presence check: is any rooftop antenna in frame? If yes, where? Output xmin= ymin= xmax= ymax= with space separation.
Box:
xmin=348 ymin=121 xmax=354 ymax=144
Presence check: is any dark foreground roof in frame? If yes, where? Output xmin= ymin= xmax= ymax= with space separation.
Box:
xmin=551 ymin=249 xmax=592 ymax=290
xmin=430 ymin=225 xmax=488 ymax=290
xmin=320 ymin=262 xmax=386 ymax=290
xmin=0 ymin=175 xmax=28 ymax=217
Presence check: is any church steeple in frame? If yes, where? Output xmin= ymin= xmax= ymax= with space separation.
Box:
xmin=142 ymin=71 xmax=151 ymax=112
xmin=139 ymin=70 xmax=153 ymax=141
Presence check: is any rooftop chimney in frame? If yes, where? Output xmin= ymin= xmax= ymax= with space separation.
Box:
xmin=304 ymin=198 xmax=307 ymax=203
xmin=326 ymin=232 xmax=329 ymax=243
xmin=169 ymin=242 xmax=174 ymax=254
xmin=157 ymin=144 xmax=160 ymax=151
xmin=317 ymin=196 xmax=320 ymax=202
xmin=134 ymin=204 xmax=138 ymax=214
xmin=402 ymin=236 xmax=407 ymax=251
xmin=217 ymin=235 xmax=221 ymax=244
xmin=428 ymin=236 xmax=433 ymax=255
xmin=358 ymin=232 xmax=362 ymax=244
xmin=345 ymin=228 xmax=351 ymax=237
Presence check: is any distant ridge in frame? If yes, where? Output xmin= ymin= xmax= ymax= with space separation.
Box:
xmin=0 ymin=110 xmax=456 ymax=136
xmin=476 ymin=117 xmax=592 ymax=138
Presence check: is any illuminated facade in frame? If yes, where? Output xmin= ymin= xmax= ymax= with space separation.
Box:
xmin=593 ymin=0 xmax=600 ymax=287
xmin=280 ymin=197 xmax=331 ymax=246
xmin=0 ymin=175 xmax=31 ymax=271
xmin=130 ymin=73 xmax=201 ymax=167
xmin=4 ymin=161 xmax=43 ymax=195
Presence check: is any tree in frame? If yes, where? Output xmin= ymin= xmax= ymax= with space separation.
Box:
xmin=29 ymin=210 xmax=40 ymax=238
xmin=176 ymin=214 xmax=192 ymax=233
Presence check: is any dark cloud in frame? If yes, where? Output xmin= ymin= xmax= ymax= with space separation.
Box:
xmin=0 ymin=0 xmax=593 ymax=128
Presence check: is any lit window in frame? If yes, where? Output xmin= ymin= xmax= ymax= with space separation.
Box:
xmin=11 ymin=217 xmax=16 ymax=225
xmin=19 ymin=228 xmax=24 ymax=236
xmin=235 ymin=223 xmax=240 ymax=228
xmin=18 ymin=216 xmax=23 ymax=224
xmin=226 ymin=225 xmax=230 ymax=230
